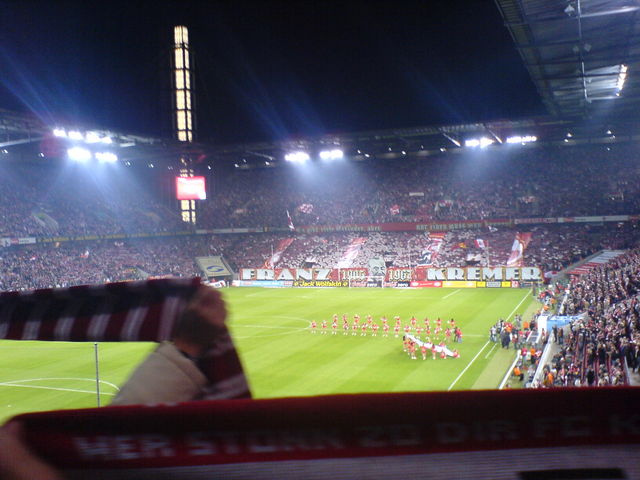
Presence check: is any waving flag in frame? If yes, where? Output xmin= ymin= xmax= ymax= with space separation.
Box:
xmin=506 ymin=232 xmax=532 ymax=267
xmin=286 ymin=210 xmax=295 ymax=231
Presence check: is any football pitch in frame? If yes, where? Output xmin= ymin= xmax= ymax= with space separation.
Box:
xmin=0 ymin=287 xmax=536 ymax=424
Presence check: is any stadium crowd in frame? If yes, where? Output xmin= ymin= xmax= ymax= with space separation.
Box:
xmin=199 ymin=145 xmax=640 ymax=229
xmin=2 ymin=223 xmax=639 ymax=292
xmin=2 ymin=145 xmax=640 ymax=238
xmin=535 ymin=249 xmax=640 ymax=387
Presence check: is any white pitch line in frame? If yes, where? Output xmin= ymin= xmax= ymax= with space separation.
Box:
xmin=505 ymin=291 xmax=531 ymax=321
xmin=447 ymin=291 xmax=532 ymax=391
xmin=0 ymin=382 xmax=116 ymax=396
xmin=484 ymin=343 xmax=498 ymax=359
xmin=443 ymin=289 xmax=461 ymax=299
xmin=3 ymin=377 xmax=120 ymax=390
xmin=448 ymin=341 xmax=490 ymax=391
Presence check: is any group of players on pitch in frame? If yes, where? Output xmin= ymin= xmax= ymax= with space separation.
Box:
xmin=310 ymin=314 xmax=463 ymax=342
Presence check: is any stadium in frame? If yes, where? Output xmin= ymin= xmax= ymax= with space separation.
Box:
xmin=0 ymin=1 xmax=639 ymax=478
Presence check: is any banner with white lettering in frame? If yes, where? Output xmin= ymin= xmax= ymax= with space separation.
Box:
xmin=240 ymin=267 xmax=542 ymax=283
xmin=264 ymin=238 xmax=294 ymax=269
xmin=506 ymin=232 xmax=532 ymax=267
xmin=9 ymin=388 xmax=640 ymax=479
xmin=335 ymin=237 xmax=366 ymax=268
xmin=418 ymin=232 xmax=446 ymax=266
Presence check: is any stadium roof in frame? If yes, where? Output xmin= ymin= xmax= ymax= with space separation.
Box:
xmin=495 ymin=0 xmax=640 ymax=119
xmin=2 ymin=108 xmax=640 ymax=169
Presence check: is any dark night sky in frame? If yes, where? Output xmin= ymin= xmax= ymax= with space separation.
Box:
xmin=0 ymin=1 xmax=545 ymax=145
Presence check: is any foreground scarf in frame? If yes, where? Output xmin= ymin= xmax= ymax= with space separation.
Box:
xmin=0 ymin=278 xmax=250 ymax=400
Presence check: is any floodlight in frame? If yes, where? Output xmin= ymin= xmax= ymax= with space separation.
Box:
xmin=506 ymin=135 xmax=537 ymax=144
xmin=67 ymin=147 xmax=91 ymax=162
xmin=85 ymin=132 xmax=101 ymax=143
xmin=52 ymin=128 xmax=67 ymax=138
xmin=319 ymin=149 xmax=344 ymax=161
xmin=67 ymin=131 xmax=84 ymax=141
xmin=465 ymin=137 xmax=494 ymax=148
xmin=284 ymin=151 xmax=310 ymax=163
xmin=95 ymin=152 xmax=118 ymax=163
xmin=617 ymin=64 xmax=628 ymax=91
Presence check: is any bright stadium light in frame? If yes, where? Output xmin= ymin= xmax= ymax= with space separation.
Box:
xmin=52 ymin=128 xmax=67 ymax=138
xmin=319 ymin=149 xmax=344 ymax=161
xmin=85 ymin=132 xmax=101 ymax=143
xmin=506 ymin=135 xmax=537 ymax=144
xmin=617 ymin=64 xmax=628 ymax=91
xmin=67 ymin=147 xmax=92 ymax=162
xmin=465 ymin=137 xmax=494 ymax=148
xmin=95 ymin=152 xmax=118 ymax=163
xmin=284 ymin=151 xmax=310 ymax=163
xmin=67 ymin=131 xmax=84 ymax=141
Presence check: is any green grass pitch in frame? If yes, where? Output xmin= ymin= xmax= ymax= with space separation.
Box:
xmin=0 ymin=287 xmax=536 ymax=424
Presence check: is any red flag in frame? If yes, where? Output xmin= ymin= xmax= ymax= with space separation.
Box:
xmin=475 ymin=239 xmax=487 ymax=249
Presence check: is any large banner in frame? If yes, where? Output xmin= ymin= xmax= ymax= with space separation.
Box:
xmin=0 ymin=236 xmax=36 ymax=247
xmin=240 ymin=267 xmax=542 ymax=283
xmin=385 ymin=267 xmax=413 ymax=282
xmin=418 ymin=232 xmax=446 ymax=266
xmin=195 ymin=256 xmax=232 ymax=277
xmin=264 ymin=238 xmax=294 ymax=269
xmin=506 ymin=232 xmax=532 ymax=267
xmin=368 ymin=257 xmax=386 ymax=278
xmin=336 ymin=237 xmax=366 ymax=268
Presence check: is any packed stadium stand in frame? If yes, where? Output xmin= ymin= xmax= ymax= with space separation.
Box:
xmin=2 ymin=145 xmax=640 ymax=238
xmin=533 ymin=248 xmax=640 ymax=388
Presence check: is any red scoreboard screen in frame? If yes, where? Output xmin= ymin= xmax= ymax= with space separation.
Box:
xmin=175 ymin=176 xmax=206 ymax=200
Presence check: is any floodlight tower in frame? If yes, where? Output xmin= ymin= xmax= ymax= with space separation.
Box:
xmin=171 ymin=25 xmax=198 ymax=224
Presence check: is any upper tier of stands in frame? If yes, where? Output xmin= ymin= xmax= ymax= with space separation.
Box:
xmin=1 ymin=144 xmax=639 ymax=237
